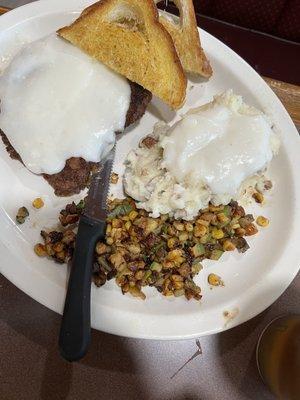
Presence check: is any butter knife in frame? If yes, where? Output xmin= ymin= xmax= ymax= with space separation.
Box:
xmin=59 ymin=147 xmax=115 ymax=362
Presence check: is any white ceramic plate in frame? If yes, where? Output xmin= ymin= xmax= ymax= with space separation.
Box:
xmin=0 ymin=0 xmax=299 ymax=340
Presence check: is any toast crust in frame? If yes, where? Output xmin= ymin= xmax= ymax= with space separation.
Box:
xmin=157 ymin=0 xmax=212 ymax=77
xmin=58 ymin=0 xmax=187 ymax=109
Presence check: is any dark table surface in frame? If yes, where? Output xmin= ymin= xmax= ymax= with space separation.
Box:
xmin=2 ymin=272 xmax=300 ymax=400
xmin=1 ymin=1 xmax=299 ymax=399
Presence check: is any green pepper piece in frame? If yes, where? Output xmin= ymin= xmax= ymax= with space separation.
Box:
xmin=191 ymin=244 xmax=205 ymax=257
xmin=210 ymin=249 xmax=224 ymax=260
xmin=108 ymin=203 xmax=133 ymax=219
xmin=150 ymin=262 xmax=162 ymax=272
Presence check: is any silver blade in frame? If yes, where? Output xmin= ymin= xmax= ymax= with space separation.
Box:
xmin=83 ymin=146 xmax=115 ymax=222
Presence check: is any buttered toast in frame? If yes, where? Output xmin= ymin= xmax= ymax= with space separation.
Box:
xmin=156 ymin=0 xmax=212 ymax=77
xmin=58 ymin=0 xmax=187 ymax=109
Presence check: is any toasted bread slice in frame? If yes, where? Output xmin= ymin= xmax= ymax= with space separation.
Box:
xmin=57 ymin=0 xmax=186 ymax=109
xmin=156 ymin=0 xmax=212 ymax=77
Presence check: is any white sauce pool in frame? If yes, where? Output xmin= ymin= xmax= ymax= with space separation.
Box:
xmin=0 ymin=34 xmax=131 ymax=174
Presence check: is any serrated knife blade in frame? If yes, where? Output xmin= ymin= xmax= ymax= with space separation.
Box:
xmin=83 ymin=145 xmax=115 ymax=221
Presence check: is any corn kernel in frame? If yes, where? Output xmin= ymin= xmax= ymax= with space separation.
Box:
xmin=200 ymin=213 xmax=214 ymax=223
xmin=212 ymin=228 xmax=224 ymax=240
xmin=95 ymin=242 xmax=107 ymax=255
xmin=167 ymin=225 xmax=176 ymax=235
xmin=223 ymin=239 xmax=236 ymax=251
xmin=196 ymin=218 xmax=210 ymax=227
xmin=194 ymin=224 xmax=207 ymax=237
xmin=106 ymin=237 xmax=114 ymax=245
xmin=112 ymin=218 xmax=122 ymax=228
xmin=167 ymin=238 xmax=177 ymax=249
xmin=129 ymin=210 xmax=138 ymax=221
xmin=34 ymin=243 xmax=47 ymax=257
xmin=146 ymin=219 xmax=158 ymax=233
xmin=110 ymin=253 xmax=125 ymax=269
xmin=167 ymin=249 xmax=183 ymax=261
xmin=128 ymin=244 xmax=141 ymax=254
xmin=106 ymin=224 xmax=112 ymax=234
xmin=173 ymin=221 xmax=185 ymax=231
xmin=53 ymin=242 xmax=64 ymax=253
xmin=171 ymin=274 xmax=184 ymax=282
xmin=62 ymin=230 xmax=75 ymax=244
xmin=111 ymin=227 xmax=123 ymax=240
xmin=256 ymin=216 xmax=269 ymax=227
xmin=179 ymin=232 xmax=189 ymax=242
xmin=185 ymin=222 xmax=194 ymax=232
xmin=125 ymin=221 xmax=132 ymax=231
xmin=175 ymin=256 xmax=185 ymax=265
xmin=208 ymin=273 xmax=223 ymax=286
xmin=129 ymin=226 xmax=137 ymax=237
xmin=173 ymin=281 xmax=184 ymax=290
xmin=114 ymin=229 xmax=124 ymax=241
xmin=217 ymin=213 xmax=229 ymax=224
xmin=32 ymin=197 xmax=44 ymax=209
xmin=45 ymin=244 xmax=55 ymax=256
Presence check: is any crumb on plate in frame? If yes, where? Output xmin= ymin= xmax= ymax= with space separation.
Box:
xmin=32 ymin=197 xmax=44 ymax=209
xmin=208 ymin=273 xmax=224 ymax=287
xmin=256 ymin=216 xmax=269 ymax=227
xmin=16 ymin=206 xmax=29 ymax=224
xmin=252 ymin=192 xmax=264 ymax=204
xmin=110 ymin=172 xmax=119 ymax=184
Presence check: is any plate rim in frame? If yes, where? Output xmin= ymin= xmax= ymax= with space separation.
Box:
xmin=0 ymin=0 xmax=300 ymax=340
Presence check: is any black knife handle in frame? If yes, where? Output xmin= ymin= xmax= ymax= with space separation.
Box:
xmin=59 ymin=215 xmax=106 ymax=362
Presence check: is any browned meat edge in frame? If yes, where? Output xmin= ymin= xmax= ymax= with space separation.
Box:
xmin=1 ymin=81 xmax=152 ymax=196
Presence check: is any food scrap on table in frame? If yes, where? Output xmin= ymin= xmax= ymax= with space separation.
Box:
xmin=223 ymin=308 xmax=239 ymax=327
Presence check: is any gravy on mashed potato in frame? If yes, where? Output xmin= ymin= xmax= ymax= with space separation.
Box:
xmin=124 ymin=91 xmax=280 ymax=220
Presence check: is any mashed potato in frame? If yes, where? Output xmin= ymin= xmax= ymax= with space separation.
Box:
xmin=124 ymin=91 xmax=280 ymax=220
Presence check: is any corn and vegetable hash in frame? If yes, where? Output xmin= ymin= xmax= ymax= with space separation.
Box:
xmin=35 ymin=198 xmax=263 ymax=301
